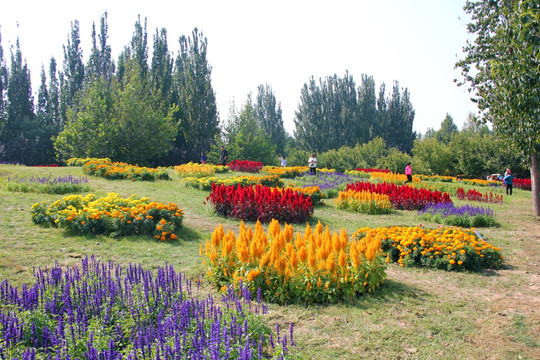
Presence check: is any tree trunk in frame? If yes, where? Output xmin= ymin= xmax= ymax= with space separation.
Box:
xmin=531 ymin=153 xmax=540 ymax=217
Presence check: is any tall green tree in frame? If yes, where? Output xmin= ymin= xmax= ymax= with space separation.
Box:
xmin=436 ymin=113 xmax=458 ymax=144
xmin=55 ymin=60 xmax=177 ymax=164
xmin=60 ymin=20 xmax=85 ymax=123
xmin=86 ymin=12 xmax=114 ymax=84
xmin=151 ymin=28 xmax=173 ymax=105
xmin=456 ymin=0 xmax=540 ymax=215
xmin=2 ymin=39 xmax=36 ymax=164
xmin=385 ymin=81 xmax=416 ymax=153
xmin=254 ymin=83 xmax=286 ymax=155
xmin=34 ymin=66 xmax=56 ymax=164
xmin=357 ymin=74 xmax=377 ymax=143
xmin=174 ymin=28 xmax=219 ymax=161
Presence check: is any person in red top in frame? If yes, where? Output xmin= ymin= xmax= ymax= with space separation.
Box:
xmin=404 ymin=162 xmax=412 ymax=184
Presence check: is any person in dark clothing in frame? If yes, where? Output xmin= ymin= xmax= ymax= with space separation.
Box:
xmin=220 ymin=146 xmax=228 ymax=166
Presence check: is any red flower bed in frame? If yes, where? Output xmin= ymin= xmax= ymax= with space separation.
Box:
xmin=513 ymin=178 xmax=531 ymax=191
xmin=227 ymin=160 xmax=263 ymax=173
xmin=456 ymin=187 xmax=503 ymax=203
xmin=355 ymin=168 xmax=390 ymax=173
xmin=34 ymin=164 xmax=60 ymax=167
xmin=206 ymin=183 xmax=313 ymax=223
xmin=345 ymin=181 xmax=452 ymax=210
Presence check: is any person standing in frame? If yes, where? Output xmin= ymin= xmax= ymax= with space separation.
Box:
xmin=220 ymin=146 xmax=228 ymax=166
xmin=308 ymin=153 xmax=317 ymax=174
xmin=280 ymin=156 xmax=287 ymax=167
xmin=503 ymin=169 xmax=513 ymax=195
xmin=404 ymin=162 xmax=412 ymax=184
xmin=200 ymin=151 xmax=207 ymax=164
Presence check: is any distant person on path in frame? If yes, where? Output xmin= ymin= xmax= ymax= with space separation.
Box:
xmin=220 ymin=146 xmax=228 ymax=166
xmin=504 ymin=169 xmax=513 ymax=195
xmin=308 ymin=153 xmax=317 ymax=174
xmin=404 ymin=162 xmax=412 ymax=184
xmin=200 ymin=151 xmax=207 ymax=164
xmin=280 ymin=156 xmax=287 ymax=167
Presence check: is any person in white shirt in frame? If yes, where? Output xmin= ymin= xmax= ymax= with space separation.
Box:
xmin=280 ymin=156 xmax=287 ymax=167
xmin=308 ymin=153 xmax=317 ymax=174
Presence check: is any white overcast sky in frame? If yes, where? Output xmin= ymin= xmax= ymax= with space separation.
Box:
xmin=0 ymin=0 xmax=476 ymax=135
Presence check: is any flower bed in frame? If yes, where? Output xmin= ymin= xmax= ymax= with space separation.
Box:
xmin=456 ymin=187 xmax=503 ymax=203
xmin=262 ymin=166 xmax=310 ymax=178
xmin=418 ymin=203 xmax=497 ymax=227
xmin=66 ymin=157 xmax=111 ymax=166
xmin=370 ymin=171 xmax=421 ymax=184
xmin=0 ymin=257 xmax=298 ymax=359
xmin=461 ymin=178 xmax=500 ymax=187
xmin=283 ymin=186 xmax=323 ymax=205
xmin=418 ymin=174 xmax=456 ymax=182
xmin=514 ymin=178 xmax=531 ymax=190
xmin=174 ymin=162 xmax=229 ymax=177
xmin=346 ymin=181 xmax=452 ymax=210
xmin=201 ymin=220 xmax=387 ymax=304
xmin=294 ymin=172 xmax=360 ymax=198
xmin=335 ymin=190 xmax=394 ymax=214
xmin=354 ymin=226 xmax=503 ymax=271
xmin=344 ymin=169 xmax=370 ymax=178
xmin=183 ymin=174 xmax=283 ymax=190
xmin=356 ymin=168 xmax=390 ymax=173
xmin=227 ymin=159 xmax=263 ymax=173
xmin=83 ymin=159 xmax=170 ymax=181
xmin=206 ymin=183 xmax=313 ymax=223
xmin=31 ymin=193 xmax=183 ymax=240
xmin=5 ymin=174 xmax=89 ymax=194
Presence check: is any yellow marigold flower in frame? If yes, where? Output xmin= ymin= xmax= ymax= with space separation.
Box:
xmin=160 ymin=218 xmax=167 ymax=225
xmin=457 ymin=260 xmax=463 ymax=265
xmin=449 ymin=259 xmax=456 ymax=265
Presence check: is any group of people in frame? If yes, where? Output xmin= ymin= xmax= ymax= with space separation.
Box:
xmin=199 ymin=146 xmax=229 ymax=166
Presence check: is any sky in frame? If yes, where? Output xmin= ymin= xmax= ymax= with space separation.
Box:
xmin=0 ymin=0 xmax=476 ymax=136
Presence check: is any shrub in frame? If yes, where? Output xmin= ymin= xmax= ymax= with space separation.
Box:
xmin=418 ymin=203 xmax=497 ymax=227
xmin=346 ymin=181 xmax=452 ymax=211
xmin=0 ymin=257 xmax=299 ymax=359
xmin=201 ymin=220 xmax=387 ymax=304
xmin=355 ymin=226 xmax=504 ymax=271
xmin=227 ymin=159 xmax=264 ymax=173
xmin=31 ymin=193 xmax=183 ymax=240
xmin=206 ymin=183 xmax=313 ymax=223
xmin=335 ymin=190 xmax=394 ymax=214
xmin=5 ymin=174 xmax=89 ymax=194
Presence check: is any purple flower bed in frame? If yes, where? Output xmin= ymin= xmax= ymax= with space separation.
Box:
xmin=418 ymin=203 xmax=497 ymax=227
xmin=8 ymin=174 xmax=88 ymax=185
xmin=295 ymin=172 xmax=361 ymax=197
xmin=0 ymin=257 xmax=298 ymax=360
xmin=5 ymin=175 xmax=90 ymax=194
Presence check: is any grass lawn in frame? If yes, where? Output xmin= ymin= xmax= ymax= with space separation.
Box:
xmin=1 ymin=164 xmax=539 ymax=359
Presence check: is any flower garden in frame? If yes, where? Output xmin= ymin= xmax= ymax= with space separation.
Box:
xmin=0 ymin=159 xmax=535 ymax=359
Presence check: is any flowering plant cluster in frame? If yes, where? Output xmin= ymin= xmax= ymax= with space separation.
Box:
xmin=283 ymin=186 xmax=323 ymax=205
xmin=335 ymin=190 xmax=394 ymax=214
xmin=294 ymin=172 xmax=360 ymax=198
xmin=370 ymin=171 xmax=421 ymax=184
xmin=201 ymin=220 xmax=387 ymax=304
xmin=0 ymin=256 xmax=300 ymax=359
xmin=206 ymin=183 xmax=314 ymax=223
xmin=66 ymin=157 xmax=111 ymax=166
xmin=456 ymin=187 xmax=503 ymax=203
xmin=174 ymin=162 xmax=229 ymax=178
xmin=513 ymin=178 xmax=531 ymax=190
xmin=461 ymin=178 xmax=500 ymax=187
xmin=183 ymin=174 xmax=283 ymax=190
xmin=418 ymin=203 xmax=497 ymax=228
xmin=227 ymin=160 xmax=264 ymax=173
xmin=346 ymin=181 xmax=452 ymax=211
xmin=417 ymin=174 xmax=456 ymax=182
xmin=33 ymin=164 xmax=60 ymax=167
xmin=5 ymin=174 xmax=89 ymax=194
xmin=83 ymin=159 xmax=170 ymax=181
xmin=409 ymin=181 xmax=457 ymax=196
xmin=356 ymin=168 xmax=390 ymax=173
xmin=344 ymin=169 xmax=370 ymax=178
xmin=31 ymin=193 xmax=183 ymax=240
xmin=262 ymin=166 xmax=310 ymax=178
xmin=354 ymin=226 xmax=503 ymax=271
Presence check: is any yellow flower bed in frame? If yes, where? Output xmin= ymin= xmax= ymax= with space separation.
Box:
xmin=83 ymin=159 xmax=169 ymax=181
xmin=261 ymin=166 xmax=336 ymax=178
xmin=353 ymin=226 xmax=503 ymax=271
xmin=31 ymin=193 xmax=183 ymax=240
xmin=370 ymin=171 xmax=421 ymax=184
xmin=66 ymin=157 xmax=111 ymax=166
xmin=335 ymin=190 xmax=393 ymax=214
xmin=183 ymin=174 xmax=283 ymax=190
xmin=174 ymin=162 xmax=229 ymax=178
xmin=201 ymin=220 xmax=387 ymax=304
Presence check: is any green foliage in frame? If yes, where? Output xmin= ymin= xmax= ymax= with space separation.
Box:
xmin=55 ymin=61 xmax=177 ymax=165
xmin=255 ymin=83 xmax=287 ymax=156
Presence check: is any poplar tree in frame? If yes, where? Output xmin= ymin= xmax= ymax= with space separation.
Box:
xmin=86 ymin=12 xmax=114 ymax=84
xmin=254 ymin=83 xmax=286 ymax=155
xmin=0 ymin=29 xmax=8 ymax=142
xmin=60 ymin=20 xmax=85 ymax=123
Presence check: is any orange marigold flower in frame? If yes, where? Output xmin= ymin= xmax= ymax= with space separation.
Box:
xmin=170 ymin=233 xmax=178 ymax=240
xmin=160 ymin=218 xmax=167 ymax=225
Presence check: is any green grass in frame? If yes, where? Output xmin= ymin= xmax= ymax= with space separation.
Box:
xmin=1 ymin=164 xmax=539 ymax=359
